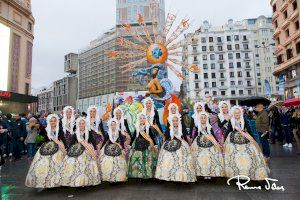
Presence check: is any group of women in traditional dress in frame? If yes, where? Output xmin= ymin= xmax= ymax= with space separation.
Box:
xmin=25 ymin=97 xmax=270 ymax=188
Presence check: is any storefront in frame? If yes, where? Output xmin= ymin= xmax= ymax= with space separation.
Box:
xmin=0 ymin=91 xmax=38 ymax=115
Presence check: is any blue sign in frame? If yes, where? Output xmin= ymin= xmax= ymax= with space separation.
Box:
xmin=278 ymin=75 xmax=285 ymax=96
xmin=265 ymin=79 xmax=271 ymax=97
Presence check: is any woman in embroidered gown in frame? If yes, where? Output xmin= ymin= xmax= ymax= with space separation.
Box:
xmin=86 ymin=105 xmax=105 ymax=152
xmin=224 ymin=106 xmax=269 ymax=180
xmin=99 ymin=119 xmax=128 ymax=182
xmin=190 ymin=102 xmax=205 ymax=139
xmin=61 ymin=106 xmax=76 ymax=149
xmin=25 ymin=114 xmax=67 ymax=188
xmin=128 ymin=113 xmax=158 ymax=179
xmin=217 ymin=101 xmax=232 ymax=145
xmin=113 ymin=107 xmax=131 ymax=147
xmin=155 ymin=114 xmax=196 ymax=182
xmin=141 ymin=97 xmax=165 ymax=147
xmin=57 ymin=117 xmax=101 ymax=187
xmin=191 ymin=112 xmax=224 ymax=178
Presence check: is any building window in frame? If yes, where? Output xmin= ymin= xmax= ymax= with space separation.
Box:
xmin=296 ymin=41 xmax=300 ymax=54
xmin=211 ymin=63 xmax=215 ymax=69
xmin=236 ymin=53 xmax=241 ymax=59
xmin=228 ymin=53 xmax=233 ymax=59
xmin=203 ymin=64 xmax=208 ymax=69
xmin=220 ymin=73 xmax=224 ymax=78
xmin=229 ymin=62 xmax=234 ymax=68
xmin=202 ymin=46 xmax=207 ymax=51
xmin=238 ymin=81 xmax=243 ymax=85
xmin=284 ymin=10 xmax=288 ymax=19
xmin=227 ymin=36 xmax=231 ymax=41
xmin=245 ymin=53 xmax=249 ymax=58
xmin=203 ymin=55 xmax=207 ymax=60
xmin=234 ymin=35 xmax=239 ymax=41
xmin=212 ymin=73 xmax=216 ymax=78
xmin=210 ymin=54 xmax=215 ymax=60
xmin=209 ymin=46 xmax=214 ymax=51
xmin=238 ymin=71 xmax=243 ymax=77
xmin=231 ymin=81 xmax=235 ymax=86
xmin=287 ymin=48 xmax=293 ymax=60
xmin=235 ymin=44 xmax=240 ymax=50
xmin=237 ymin=62 xmax=241 ymax=68
xmin=220 ymin=63 xmax=224 ymax=69
xmin=272 ymin=4 xmax=276 ymax=12
xmin=231 ymin=90 xmax=236 ymax=95
xmin=217 ymin=37 xmax=222 ymax=42
xmin=219 ymin=54 xmax=224 ymax=60
xmin=247 ymin=81 xmax=251 ymax=86
xmin=275 ymin=20 xmax=278 ymax=28
xmin=204 ymin=82 xmax=209 ymax=87
xmin=221 ymin=82 xmax=225 ymax=86
xmin=193 ymin=46 xmax=197 ymax=51
xmin=204 ymin=73 xmax=208 ymax=79
xmin=243 ymin=35 xmax=247 ymax=41
xmin=293 ymin=1 xmax=297 ymax=11
xmin=285 ymin=29 xmax=290 ymax=38
xmin=25 ymin=83 xmax=30 ymax=95
xmin=230 ymin=72 xmax=234 ymax=78
xmin=27 ymin=22 xmax=32 ymax=31
xmin=227 ymin=44 xmax=232 ymax=50
xmin=195 ymin=83 xmax=199 ymax=89
xmin=212 ymin=82 xmax=216 ymax=87
xmin=201 ymin=37 xmax=206 ymax=43
xmin=248 ymin=90 xmax=252 ymax=95
xmin=213 ymin=91 xmax=217 ymax=95
xmin=194 ymin=56 xmax=198 ymax=61
xmin=195 ymin=74 xmax=199 ymax=80
xmin=221 ymin=91 xmax=226 ymax=96
xmin=209 ymin=37 xmax=214 ymax=42
xmin=239 ymin=90 xmax=244 ymax=95
xmin=246 ymin=71 xmax=251 ymax=77
xmin=218 ymin=46 xmax=223 ymax=51
xmin=295 ymin=21 xmax=299 ymax=30
xmin=243 ymin=44 xmax=249 ymax=49
xmin=246 ymin=62 xmax=250 ymax=68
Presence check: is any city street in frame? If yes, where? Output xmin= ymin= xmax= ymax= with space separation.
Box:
xmin=0 ymin=144 xmax=299 ymax=200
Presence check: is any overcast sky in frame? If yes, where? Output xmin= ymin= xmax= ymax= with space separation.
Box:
xmin=31 ymin=0 xmax=272 ymax=91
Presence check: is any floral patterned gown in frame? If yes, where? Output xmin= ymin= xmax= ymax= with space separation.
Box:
xmin=25 ymin=131 xmax=67 ymax=188
xmin=155 ymin=130 xmax=196 ymax=182
xmin=224 ymin=121 xmax=269 ymax=180
xmin=56 ymin=132 xmax=101 ymax=187
xmin=128 ymin=129 xmax=158 ymax=179
xmin=99 ymin=132 xmax=128 ymax=182
xmin=191 ymin=127 xmax=225 ymax=177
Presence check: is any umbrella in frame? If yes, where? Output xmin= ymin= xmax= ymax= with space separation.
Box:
xmin=268 ymin=101 xmax=283 ymax=110
xmin=282 ymin=98 xmax=300 ymax=107
xmin=240 ymin=96 xmax=271 ymax=107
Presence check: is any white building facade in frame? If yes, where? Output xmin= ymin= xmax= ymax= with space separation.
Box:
xmin=244 ymin=16 xmax=278 ymax=97
xmin=183 ymin=20 xmax=257 ymax=104
xmin=37 ymin=86 xmax=53 ymax=114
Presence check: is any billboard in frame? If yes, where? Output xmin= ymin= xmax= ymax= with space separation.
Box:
xmin=0 ymin=22 xmax=11 ymax=91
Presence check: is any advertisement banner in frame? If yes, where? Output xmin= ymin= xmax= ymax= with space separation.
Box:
xmin=278 ymin=75 xmax=285 ymax=96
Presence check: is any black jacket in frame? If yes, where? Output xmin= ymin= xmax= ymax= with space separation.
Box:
xmin=6 ymin=118 xmax=27 ymax=139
